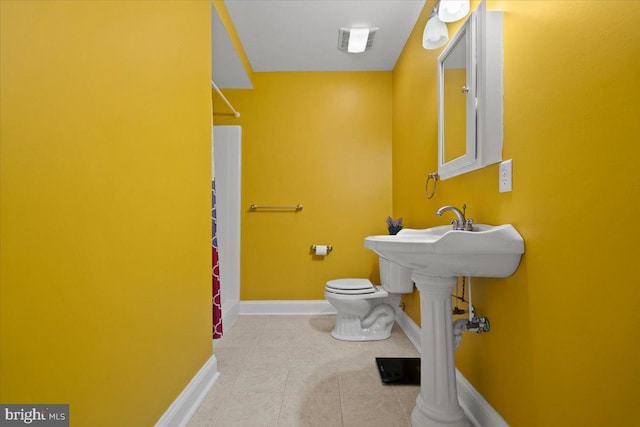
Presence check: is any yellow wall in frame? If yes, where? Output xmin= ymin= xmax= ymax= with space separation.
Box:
xmin=0 ymin=1 xmax=212 ymax=426
xmin=394 ymin=0 xmax=640 ymax=425
xmin=214 ymin=72 xmax=392 ymax=299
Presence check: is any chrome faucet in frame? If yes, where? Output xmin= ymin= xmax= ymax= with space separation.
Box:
xmin=436 ymin=204 xmax=473 ymax=231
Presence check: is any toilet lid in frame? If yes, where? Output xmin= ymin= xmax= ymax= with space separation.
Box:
xmin=325 ymin=279 xmax=376 ymax=295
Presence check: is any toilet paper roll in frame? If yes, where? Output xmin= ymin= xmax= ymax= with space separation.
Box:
xmin=314 ymin=245 xmax=328 ymax=256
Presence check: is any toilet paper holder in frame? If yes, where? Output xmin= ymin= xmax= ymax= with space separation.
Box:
xmin=310 ymin=245 xmax=333 ymax=254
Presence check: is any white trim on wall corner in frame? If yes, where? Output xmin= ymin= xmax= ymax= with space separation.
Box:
xmin=395 ymin=310 xmax=509 ymax=427
xmin=239 ymin=300 xmax=336 ymax=315
xmin=154 ymin=355 xmax=220 ymax=427
xmin=222 ymin=299 xmax=240 ymax=331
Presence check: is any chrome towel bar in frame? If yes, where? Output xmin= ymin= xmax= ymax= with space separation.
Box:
xmin=249 ymin=204 xmax=303 ymax=212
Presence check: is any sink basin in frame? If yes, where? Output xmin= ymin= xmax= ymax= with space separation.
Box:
xmin=364 ymin=224 xmax=524 ymax=278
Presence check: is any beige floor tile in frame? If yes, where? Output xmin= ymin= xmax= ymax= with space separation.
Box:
xmin=340 ymin=390 xmax=410 ymax=427
xmin=338 ymin=365 xmax=396 ymax=397
xmin=373 ymin=334 xmax=420 ymax=357
xmin=296 ymin=328 xmax=337 ymax=348
xmin=211 ymin=391 xmax=283 ymax=427
xmin=185 ymin=415 xmax=213 ymax=427
xmin=191 ymin=315 xmax=420 ymax=427
xmin=212 ymin=346 xmax=251 ymax=371
xmin=262 ymin=315 xmax=314 ymax=331
xmin=188 ymin=381 xmax=234 ymax=427
xmin=284 ymin=366 xmax=340 ymax=396
xmin=254 ymin=327 xmax=307 ymax=348
xmin=231 ymin=315 xmax=270 ymax=330
xmin=321 ymin=340 xmax=381 ymax=369
xmin=213 ymin=327 xmax=259 ymax=350
xmin=277 ymin=390 xmax=342 ymax=427
xmin=186 ymin=409 xmax=214 ymax=427
xmin=232 ymin=366 xmax=289 ymax=394
xmin=290 ymin=344 xmax=344 ymax=369
xmin=245 ymin=345 xmax=300 ymax=369
xmin=393 ymin=385 xmax=420 ymax=423
xmin=306 ymin=315 xmax=336 ymax=331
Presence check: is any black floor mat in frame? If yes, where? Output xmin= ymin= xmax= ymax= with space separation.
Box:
xmin=375 ymin=357 xmax=421 ymax=385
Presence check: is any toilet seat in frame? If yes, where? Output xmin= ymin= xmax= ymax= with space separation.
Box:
xmin=325 ymin=279 xmax=388 ymax=297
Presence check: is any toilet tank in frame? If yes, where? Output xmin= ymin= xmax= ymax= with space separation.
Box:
xmin=379 ymin=257 xmax=414 ymax=293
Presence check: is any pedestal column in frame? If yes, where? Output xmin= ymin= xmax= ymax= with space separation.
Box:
xmin=411 ymin=275 xmax=470 ymax=427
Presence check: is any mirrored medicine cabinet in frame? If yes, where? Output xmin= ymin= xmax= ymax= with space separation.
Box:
xmin=437 ymin=1 xmax=504 ymax=179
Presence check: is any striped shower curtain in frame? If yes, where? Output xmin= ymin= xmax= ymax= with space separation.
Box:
xmin=212 ymin=179 xmax=223 ymax=338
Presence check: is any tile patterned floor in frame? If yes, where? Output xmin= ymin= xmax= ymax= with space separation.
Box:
xmin=187 ymin=315 xmax=421 ymax=427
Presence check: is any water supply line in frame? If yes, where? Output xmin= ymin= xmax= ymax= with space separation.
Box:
xmin=467 ymin=275 xmax=474 ymax=321
xmin=453 ymin=276 xmax=490 ymax=350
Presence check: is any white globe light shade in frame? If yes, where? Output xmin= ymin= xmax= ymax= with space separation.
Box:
xmin=438 ymin=0 xmax=470 ymax=23
xmin=422 ymin=16 xmax=448 ymax=49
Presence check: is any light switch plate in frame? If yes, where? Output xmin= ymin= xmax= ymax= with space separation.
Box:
xmin=499 ymin=159 xmax=512 ymax=192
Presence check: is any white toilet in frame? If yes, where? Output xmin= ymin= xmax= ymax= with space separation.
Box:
xmin=324 ymin=257 xmax=414 ymax=341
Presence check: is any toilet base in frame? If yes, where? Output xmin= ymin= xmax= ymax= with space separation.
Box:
xmin=331 ymin=329 xmax=391 ymax=341
xmin=330 ymin=311 xmax=394 ymax=341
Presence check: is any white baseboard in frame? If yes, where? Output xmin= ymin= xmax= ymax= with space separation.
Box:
xmin=155 ymin=354 xmax=220 ymax=427
xmin=222 ymin=299 xmax=240 ymax=331
xmin=395 ymin=310 xmax=509 ymax=427
xmin=239 ymin=300 xmax=336 ymax=315
xmin=456 ymin=370 xmax=509 ymax=427
xmin=395 ymin=309 xmax=423 ymax=354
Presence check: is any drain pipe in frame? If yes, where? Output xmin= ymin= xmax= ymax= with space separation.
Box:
xmin=453 ymin=277 xmax=491 ymax=350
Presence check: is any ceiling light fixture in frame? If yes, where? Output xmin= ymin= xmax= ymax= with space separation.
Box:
xmin=438 ymin=0 xmax=470 ymax=23
xmin=348 ymin=28 xmax=369 ymax=53
xmin=422 ymin=10 xmax=448 ymax=49
xmin=422 ymin=0 xmax=470 ymax=50
xmin=338 ymin=28 xmax=377 ymax=54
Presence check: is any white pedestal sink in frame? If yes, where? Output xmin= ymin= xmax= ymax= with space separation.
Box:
xmin=365 ymin=224 xmax=524 ymax=427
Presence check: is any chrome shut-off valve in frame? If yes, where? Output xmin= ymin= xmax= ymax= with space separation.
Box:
xmin=469 ymin=316 xmax=490 ymax=333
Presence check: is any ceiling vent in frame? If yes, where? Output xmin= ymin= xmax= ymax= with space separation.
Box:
xmin=338 ymin=28 xmax=378 ymax=53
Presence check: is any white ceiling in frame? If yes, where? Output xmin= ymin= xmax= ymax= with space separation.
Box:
xmin=212 ymin=0 xmax=427 ymax=88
